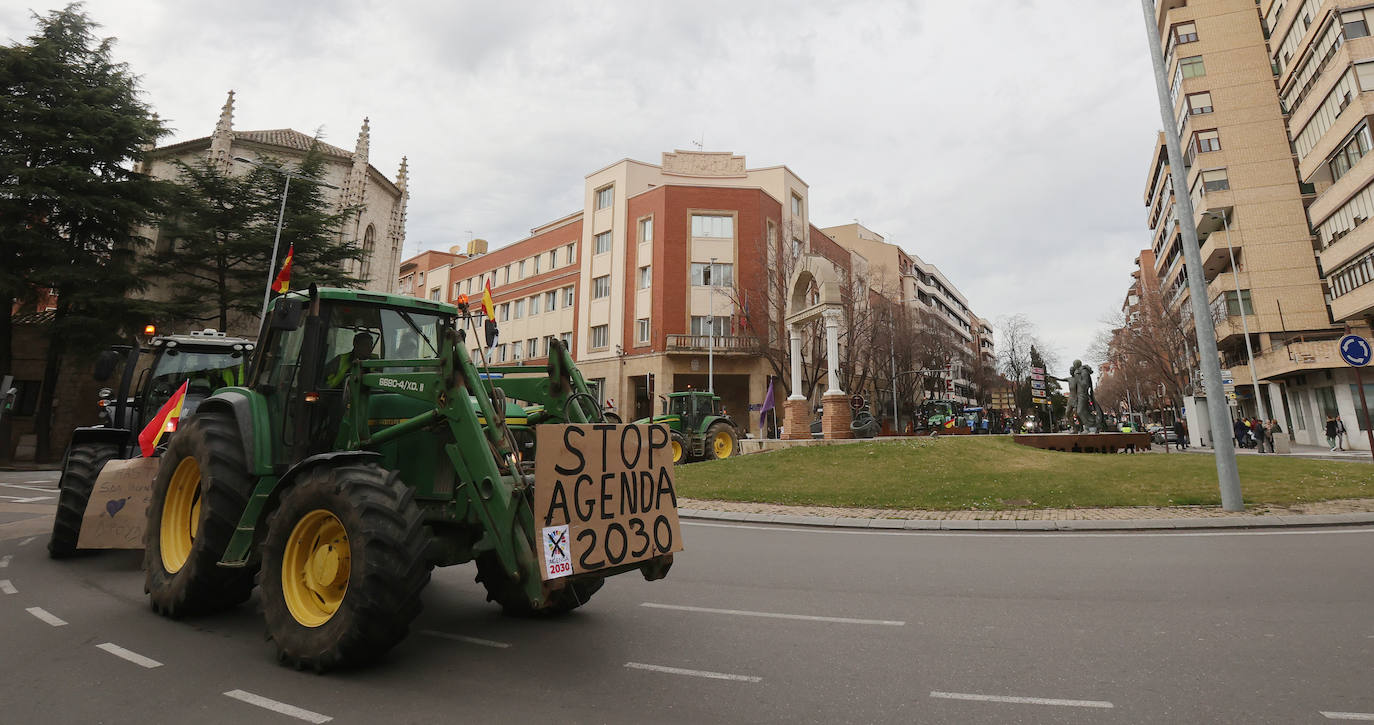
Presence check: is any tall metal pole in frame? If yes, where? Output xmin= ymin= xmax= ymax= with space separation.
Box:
xmin=260 ymin=175 xmax=291 ymax=322
xmin=1140 ymin=0 xmax=1244 ymax=510
xmin=708 ymin=256 xmax=716 ymax=394
xmin=889 ymin=314 xmax=899 ymax=433
xmin=1216 ymin=212 xmax=1270 ymax=424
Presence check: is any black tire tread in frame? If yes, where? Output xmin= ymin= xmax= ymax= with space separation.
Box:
xmin=48 ymin=443 xmax=120 ymax=559
xmin=703 ymin=421 xmax=739 ymax=461
xmin=258 ymin=462 xmax=431 ymax=672
xmin=475 ymin=550 xmax=603 ymax=617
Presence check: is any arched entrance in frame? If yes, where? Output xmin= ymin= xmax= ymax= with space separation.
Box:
xmin=782 ymin=255 xmax=851 ymax=440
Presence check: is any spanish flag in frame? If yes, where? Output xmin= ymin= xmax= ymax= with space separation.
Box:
xmin=481 ymin=278 xmax=496 ymax=318
xmin=943 ymin=418 xmax=956 ymax=429
xmin=138 ymin=380 xmax=189 ymax=457
xmin=271 ymin=244 xmax=294 ymax=294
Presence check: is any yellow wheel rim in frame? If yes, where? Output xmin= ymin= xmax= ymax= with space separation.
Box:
xmin=713 ymin=431 xmax=734 ymax=458
xmin=671 ymin=440 xmax=684 ymax=463
xmin=281 ymin=509 xmax=350 ymax=628
xmin=160 ymin=457 xmax=201 ymax=573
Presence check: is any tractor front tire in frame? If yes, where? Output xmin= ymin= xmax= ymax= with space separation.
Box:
xmin=259 ymin=462 xmax=430 ymax=671
xmin=703 ymin=422 xmax=739 ymax=461
xmin=670 ymin=431 xmax=689 ymax=464
xmin=48 ymin=443 xmax=119 ymax=559
xmin=144 ymin=411 xmax=257 ymax=617
xmin=476 ymin=546 xmax=603 ymax=617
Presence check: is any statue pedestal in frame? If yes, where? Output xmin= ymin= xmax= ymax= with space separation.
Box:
xmin=783 ymin=399 xmax=812 ymax=440
xmin=822 ymin=394 xmax=854 ymax=440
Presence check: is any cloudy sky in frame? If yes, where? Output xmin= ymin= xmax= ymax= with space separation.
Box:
xmin=3 ymin=1 xmax=1161 ymax=372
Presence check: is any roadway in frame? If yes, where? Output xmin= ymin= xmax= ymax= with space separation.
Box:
xmin=2 ymin=470 xmax=1373 ymax=724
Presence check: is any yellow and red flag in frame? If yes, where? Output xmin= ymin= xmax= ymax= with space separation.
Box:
xmin=138 ymin=380 xmax=189 ymax=457
xmin=271 ymin=244 xmax=294 ymax=294
xmin=481 ymin=278 xmax=496 ymax=318
xmin=943 ymin=417 xmax=956 ymax=429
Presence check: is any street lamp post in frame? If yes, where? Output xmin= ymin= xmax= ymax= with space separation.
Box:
xmin=232 ymin=156 xmax=340 ymax=323
xmin=708 ymin=256 xmax=716 ymax=394
xmin=1205 ymin=210 xmax=1271 ymax=425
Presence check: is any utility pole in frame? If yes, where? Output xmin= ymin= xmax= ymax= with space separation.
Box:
xmin=708 ymin=256 xmax=716 ymax=394
xmin=1140 ymin=0 xmax=1244 ymax=510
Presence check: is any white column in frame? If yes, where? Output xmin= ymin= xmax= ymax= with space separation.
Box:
xmin=788 ymin=325 xmax=805 ymax=400
xmin=823 ymin=309 xmax=843 ymax=396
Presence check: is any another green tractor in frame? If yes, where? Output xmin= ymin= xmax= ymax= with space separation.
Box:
xmin=634 ymin=390 xmax=740 ymax=464
xmin=142 ymin=287 xmax=677 ymax=670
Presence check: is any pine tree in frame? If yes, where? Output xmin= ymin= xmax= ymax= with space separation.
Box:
xmin=0 ymin=5 xmax=168 ymax=459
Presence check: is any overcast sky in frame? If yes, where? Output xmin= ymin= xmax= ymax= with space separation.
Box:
xmin=4 ymin=1 xmax=1161 ymax=373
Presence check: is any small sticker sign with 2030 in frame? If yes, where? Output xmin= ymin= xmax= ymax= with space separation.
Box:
xmin=541 ymin=525 xmax=572 ymax=579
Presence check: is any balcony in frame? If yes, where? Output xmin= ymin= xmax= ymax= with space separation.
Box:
xmin=1330 ymin=277 xmax=1374 ymax=322
xmin=1253 ymin=339 xmax=1348 ymax=379
xmin=665 ymin=334 xmax=761 ymax=354
xmin=1318 ymin=212 xmax=1374 ymax=271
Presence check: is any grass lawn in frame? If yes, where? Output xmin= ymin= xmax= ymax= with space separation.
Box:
xmin=673 ymin=436 xmax=1374 ymax=510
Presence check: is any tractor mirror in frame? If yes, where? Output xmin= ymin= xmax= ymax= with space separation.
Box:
xmin=93 ymin=350 xmax=120 ymax=381
xmin=271 ymin=299 xmax=305 ymax=331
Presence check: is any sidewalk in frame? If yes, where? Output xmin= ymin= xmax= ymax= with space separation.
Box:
xmin=678 ymin=496 xmax=1374 ymax=531
xmin=1147 ymin=441 xmax=1372 ymax=463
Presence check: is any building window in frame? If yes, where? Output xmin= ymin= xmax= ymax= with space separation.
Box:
xmin=690 ymin=262 xmax=734 ymax=287
xmin=791 ymin=193 xmax=802 ymax=216
xmin=532 ymin=255 xmax=541 ymax=275
xmin=638 ymin=265 xmax=652 ymax=289
xmin=636 ymin=318 xmax=650 ymax=343
xmin=503 ymin=265 xmax=511 ymax=284
xmin=639 ymin=216 xmax=653 ymax=244
xmin=791 ymin=238 xmax=802 ymax=257
xmin=595 ymin=185 xmax=613 ymax=210
xmin=1346 ymin=9 xmax=1372 ymax=39
xmin=563 ymin=286 xmax=575 ymax=307
xmin=499 ymin=303 xmax=509 ymax=322
xmin=691 ymin=214 xmax=734 ymax=238
xmin=592 ymin=275 xmax=611 ymax=299
xmin=1174 ymin=22 xmax=1198 ymax=44
xmin=590 ymin=324 xmax=609 ymax=349
xmin=545 ymin=290 xmax=558 ymax=311
xmin=529 ymin=294 xmax=540 ymax=315
xmin=594 ymin=231 xmax=612 ymax=255
xmin=1193 ymin=129 xmax=1221 ymax=153
xmin=1329 ymin=124 xmax=1373 ymax=182
xmin=1222 ymin=289 xmax=1253 ymax=316
xmin=1179 ymin=55 xmax=1205 ymax=79
xmin=361 ymin=224 xmax=375 ymax=279
xmin=565 ymin=243 xmax=575 ymax=265
xmin=527 ymin=338 xmax=538 ymax=358
xmin=512 ymin=342 xmax=522 ymax=360
xmin=513 ymin=299 xmax=524 ymax=319
xmin=497 ymin=344 xmax=508 ymax=362
xmin=1186 ymin=91 xmax=1213 ymax=115
xmin=690 ymin=315 xmax=730 ymax=336
xmin=517 ymin=260 xmax=526 ymax=278
xmin=1201 ymin=168 xmax=1229 ymax=192
xmin=430 ymin=288 xmax=440 ymax=301
xmin=560 ymin=331 xmax=573 ymax=349
xmin=452 ymin=282 xmax=461 ymax=299
xmin=548 ymin=250 xmax=557 ymax=269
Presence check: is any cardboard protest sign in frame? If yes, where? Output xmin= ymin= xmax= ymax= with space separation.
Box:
xmin=76 ymin=457 xmax=159 ymax=549
xmin=533 ymin=424 xmax=682 ymax=581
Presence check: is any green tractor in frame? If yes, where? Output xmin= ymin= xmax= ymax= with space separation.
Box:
xmin=635 ymin=390 xmax=740 ymax=464
xmin=141 ymin=287 xmax=676 ymax=670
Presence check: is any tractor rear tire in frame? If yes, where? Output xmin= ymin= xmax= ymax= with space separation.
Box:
xmin=144 ymin=411 xmax=257 ymax=618
xmin=670 ymin=431 xmax=689 ymax=464
xmin=48 ymin=443 xmax=119 ymax=559
xmin=258 ymin=462 xmax=430 ymax=671
xmin=475 ymin=547 xmax=603 ymax=617
xmin=703 ymin=422 xmax=739 ymax=461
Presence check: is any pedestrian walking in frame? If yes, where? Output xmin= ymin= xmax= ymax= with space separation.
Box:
xmin=1250 ymin=418 xmax=1265 ymax=453
xmin=1335 ymin=415 xmax=1348 ymax=451
xmin=1260 ymin=418 xmax=1275 ymax=453
xmin=1233 ymin=418 xmax=1248 ymax=448
xmin=1325 ymin=415 xmax=1339 ymax=451
xmin=1172 ymin=419 xmax=1186 ymax=451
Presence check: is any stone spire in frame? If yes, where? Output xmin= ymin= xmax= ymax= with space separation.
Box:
xmin=135 ymin=113 xmax=159 ymax=175
xmin=208 ymin=90 xmax=235 ymax=170
xmin=341 ymin=117 xmax=370 ymax=211
xmin=385 ymin=156 xmax=409 ymax=293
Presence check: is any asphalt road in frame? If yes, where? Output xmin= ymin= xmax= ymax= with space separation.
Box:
xmin=2 ymin=469 xmax=1373 ymax=724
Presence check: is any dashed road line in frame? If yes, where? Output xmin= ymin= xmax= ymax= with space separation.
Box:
xmin=0 ymin=580 xmax=15 ymax=595
xmin=19 ymin=536 xmax=35 ymax=546
xmin=223 ymin=690 xmax=332 ymax=723
xmin=624 ymin=662 xmax=762 ymax=683
xmin=641 ymin=602 xmax=905 ymax=626
xmin=1 ymin=555 xmax=11 ymax=568
xmin=0 ymin=482 xmax=60 ymax=494
xmin=1323 ymin=712 xmax=1374 ymax=721
xmin=96 ymin=643 xmax=163 ymax=669
xmin=930 ymin=691 xmax=1114 ymax=709
xmin=26 ymin=607 xmax=67 ymax=627
xmin=418 ymin=629 xmax=511 ymax=649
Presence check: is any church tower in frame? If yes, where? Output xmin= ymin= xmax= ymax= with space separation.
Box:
xmin=208 ymin=90 xmax=235 ymax=170
xmin=385 ymin=156 xmax=409 ymax=293
xmin=342 ymin=117 xmax=370 ymax=212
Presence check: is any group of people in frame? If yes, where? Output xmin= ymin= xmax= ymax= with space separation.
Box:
xmin=1233 ymin=416 xmax=1282 ymax=453
xmin=1324 ymin=414 xmax=1350 ymax=452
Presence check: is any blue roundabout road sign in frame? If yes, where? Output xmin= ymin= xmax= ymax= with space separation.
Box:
xmin=1338 ymin=334 xmax=1372 ymax=367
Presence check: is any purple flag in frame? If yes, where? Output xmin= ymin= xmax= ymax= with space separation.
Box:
xmin=759 ymin=378 xmax=776 ymax=429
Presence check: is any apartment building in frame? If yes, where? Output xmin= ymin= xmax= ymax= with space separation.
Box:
xmin=1262 ymin=0 xmax=1374 ymax=445
xmin=1145 ymin=0 xmax=1371 ymax=447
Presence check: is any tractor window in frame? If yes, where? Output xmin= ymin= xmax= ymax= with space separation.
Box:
xmin=380 ymin=308 xmax=442 ymax=371
xmin=144 ymin=347 xmax=247 ymax=413
xmin=669 ymin=396 xmax=690 ymax=417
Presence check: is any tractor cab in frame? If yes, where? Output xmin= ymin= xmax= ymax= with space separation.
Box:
xmin=635 ymin=390 xmax=739 ymax=464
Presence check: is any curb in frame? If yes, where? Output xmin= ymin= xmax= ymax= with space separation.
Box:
xmin=678 ymin=508 xmax=1374 ymax=531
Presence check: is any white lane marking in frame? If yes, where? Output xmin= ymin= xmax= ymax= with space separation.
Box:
xmin=0 ymin=555 xmax=11 ymax=568
xmin=0 ymin=482 xmax=61 ymax=493
xmin=419 ymin=629 xmax=511 ymax=649
xmin=96 ymin=643 xmax=163 ymax=668
xmin=26 ymin=607 xmax=67 ymax=627
xmin=625 ymin=662 xmax=762 ymax=683
xmin=642 ymin=602 xmax=904 ymax=626
xmin=0 ymin=495 xmax=51 ymax=503
xmin=684 ymin=521 xmax=1374 ymax=538
xmin=19 ymin=536 xmax=35 ymax=546
xmin=0 ymin=580 xmax=16 ymax=595
xmin=23 ymin=480 xmax=56 ymax=484
xmin=223 ymin=690 xmax=332 ymax=724
xmin=930 ymin=691 xmax=1114 ymax=709
xmin=1323 ymin=712 xmax=1374 ymax=721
